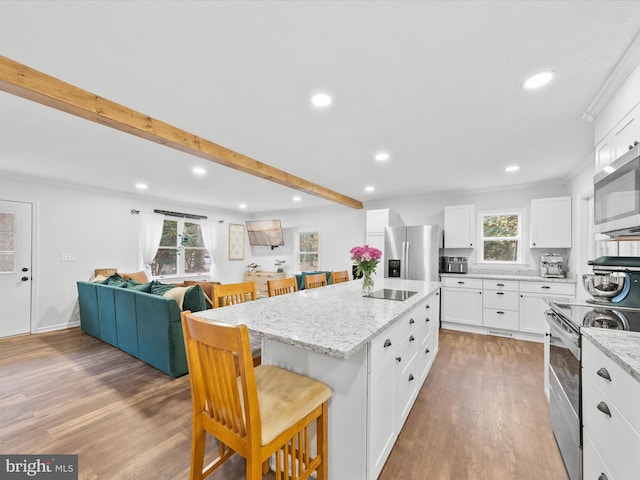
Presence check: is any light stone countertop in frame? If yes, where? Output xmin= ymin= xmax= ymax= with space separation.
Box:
xmin=440 ymin=272 xmax=576 ymax=284
xmin=194 ymin=278 xmax=441 ymax=359
xmin=581 ymin=328 xmax=640 ymax=385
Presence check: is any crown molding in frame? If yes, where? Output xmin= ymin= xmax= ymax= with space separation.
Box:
xmin=583 ymin=30 xmax=640 ymax=122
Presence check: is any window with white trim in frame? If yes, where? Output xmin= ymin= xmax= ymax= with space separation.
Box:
xmin=299 ymin=231 xmax=319 ymax=271
xmin=151 ymin=219 xmax=210 ymax=277
xmin=479 ymin=211 xmax=522 ymax=263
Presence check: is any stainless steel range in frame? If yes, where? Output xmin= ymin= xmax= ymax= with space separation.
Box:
xmin=545 ymin=299 xmax=640 ymax=480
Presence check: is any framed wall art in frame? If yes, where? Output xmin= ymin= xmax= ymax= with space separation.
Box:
xmin=228 ymin=223 xmax=245 ymax=260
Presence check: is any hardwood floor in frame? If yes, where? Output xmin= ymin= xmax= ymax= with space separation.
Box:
xmin=0 ymin=327 xmax=568 ymax=480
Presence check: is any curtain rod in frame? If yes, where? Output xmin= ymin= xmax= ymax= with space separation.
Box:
xmin=130 ymin=209 xmax=224 ymax=223
xmin=153 ymin=209 xmax=208 ymax=220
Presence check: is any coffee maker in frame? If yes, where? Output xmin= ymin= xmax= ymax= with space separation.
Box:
xmin=583 ymin=256 xmax=640 ymax=307
xmin=540 ymin=253 xmax=565 ymax=278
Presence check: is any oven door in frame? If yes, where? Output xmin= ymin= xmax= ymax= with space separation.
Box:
xmin=545 ymin=310 xmax=582 ymax=480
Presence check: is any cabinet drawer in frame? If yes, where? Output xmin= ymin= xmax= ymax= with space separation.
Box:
xmin=398 ymin=331 xmax=420 ymax=375
xmin=483 ymin=290 xmax=518 ymax=310
xmin=518 ymin=281 xmax=575 ymax=296
xmin=441 ymin=276 xmax=483 ymax=289
xmin=483 ymin=308 xmax=519 ymax=330
xmin=482 ymin=279 xmax=519 ymax=291
xmin=397 ymin=301 xmax=427 ymax=340
xmin=583 ymin=429 xmax=615 ymax=480
xmin=583 ymin=338 xmax=640 ymax=434
xmin=582 ymin=372 xmax=640 ymax=480
xmin=369 ymin=322 xmax=400 ymax=373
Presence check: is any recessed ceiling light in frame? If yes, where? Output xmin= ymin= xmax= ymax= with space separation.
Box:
xmin=192 ymin=166 xmax=206 ymax=175
xmin=523 ymin=70 xmax=554 ymax=89
xmin=239 ymin=204 xmax=247 ymax=209
xmin=365 ymin=185 xmax=375 ymax=192
xmin=293 ymin=196 xmax=302 ymax=202
xmin=505 ymin=165 xmax=520 ymax=173
xmin=135 ymin=183 xmax=148 ymax=190
xmin=375 ymin=152 xmax=390 ymax=161
xmin=311 ymin=93 xmax=332 ymax=108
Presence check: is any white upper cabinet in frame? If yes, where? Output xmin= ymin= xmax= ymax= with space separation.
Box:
xmin=594 ymin=60 xmax=640 ymax=171
xmin=596 ymin=104 xmax=640 ymax=172
xmin=444 ymin=204 xmax=475 ymax=248
xmin=530 ymin=196 xmax=572 ymax=248
xmin=366 ymin=209 xmax=397 ymax=234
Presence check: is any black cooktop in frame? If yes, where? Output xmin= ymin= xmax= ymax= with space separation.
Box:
xmin=368 ymin=289 xmax=418 ymax=301
xmin=552 ymin=302 xmax=640 ymax=332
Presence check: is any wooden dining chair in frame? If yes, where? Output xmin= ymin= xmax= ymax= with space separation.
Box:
xmin=181 ymin=312 xmax=331 ymax=480
xmin=212 ymin=281 xmax=257 ymax=308
xmin=267 ymin=277 xmax=298 ymax=297
xmin=304 ymin=273 xmax=327 ymax=290
xmin=330 ymin=270 xmax=349 ymax=284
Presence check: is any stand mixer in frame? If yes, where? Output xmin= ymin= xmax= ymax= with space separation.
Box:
xmin=583 ymin=256 xmax=640 ymax=307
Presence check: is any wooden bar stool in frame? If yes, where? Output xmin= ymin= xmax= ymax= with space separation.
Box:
xmin=304 ymin=273 xmax=327 ymax=290
xmin=330 ymin=270 xmax=349 ymax=284
xmin=181 ymin=312 xmax=331 ymax=480
xmin=212 ymin=281 xmax=257 ymax=308
xmin=267 ymin=277 xmax=298 ymax=297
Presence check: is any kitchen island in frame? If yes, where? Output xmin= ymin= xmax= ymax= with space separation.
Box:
xmin=195 ymin=277 xmax=441 ymax=480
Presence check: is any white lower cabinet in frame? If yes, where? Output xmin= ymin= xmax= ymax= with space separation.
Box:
xmin=582 ymin=337 xmax=640 ymax=480
xmin=367 ymin=290 xmax=439 ymax=479
xmin=441 ymin=277 xmax=483 ymax=326
xmin=519 ymin=281 xmax=576 ymax=335
xmin=441 ymin=276 xmax=576 ymax=341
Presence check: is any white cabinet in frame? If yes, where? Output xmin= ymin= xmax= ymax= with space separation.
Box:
xmin=441 ymin=277 xmax=483 ymax=326
xmin=366 ymin=208 xmax=397 ymax=234
xmin=367 ymin=291 xmax=439 ymax=479
xmin=530 ymin=196 xmax=572 ymax=248
xmin=444 ymin=204 xmax=475 ymax=248
xmin=582 ymin=337 xmax=640 ymax=480
xmin=366 ymin=209 xmax=396 ymax=275
xmin=482 ymin=279 xmax=519 ymax=332
xmin=441 ymin=275 xmax=576 ymax=344
xmin=612 ymin=105 xmax=640 ymax=161
xmin=519 ymin=281 xmax=575 ymax=335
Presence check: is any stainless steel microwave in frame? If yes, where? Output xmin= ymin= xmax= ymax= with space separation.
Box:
xmin=594 ymin=144 xmax=640 ymax=236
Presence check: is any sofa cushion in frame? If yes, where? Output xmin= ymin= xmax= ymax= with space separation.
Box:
xmin=149 ymin=281 xmax=206 ymax=312
xmin=123 ymin=278 xmax=153 ymax=293
xmin=102 ymin=273 xmax=127 ymax=287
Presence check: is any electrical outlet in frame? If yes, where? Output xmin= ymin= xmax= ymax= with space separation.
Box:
xmin=60 ymin=253 xmax=76 ymax=262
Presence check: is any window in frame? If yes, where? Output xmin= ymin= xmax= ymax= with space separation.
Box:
xmin=479 ymin=212 xmax=522 ymax=263
xmin=151 ymin=219 xmax=210 ymax=277
xmin=299 ymin=231 xmax=319 ymax=271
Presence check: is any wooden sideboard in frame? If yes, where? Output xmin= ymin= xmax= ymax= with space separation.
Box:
xmin=244 ymin=271 xmax=286 ymax=297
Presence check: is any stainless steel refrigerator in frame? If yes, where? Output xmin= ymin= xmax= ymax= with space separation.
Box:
xmin=384 ymin=225 xmax=440 ymax=281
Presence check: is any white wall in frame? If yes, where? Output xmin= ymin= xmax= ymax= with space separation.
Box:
xmin=0 ymin=174 xmax=252 ymax=333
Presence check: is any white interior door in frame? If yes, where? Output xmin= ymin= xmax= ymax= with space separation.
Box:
xmin=0 ymin=200 xmax=32 ymax=337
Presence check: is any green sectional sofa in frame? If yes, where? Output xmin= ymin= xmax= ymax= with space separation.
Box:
xmin=76 ymin=280 xmax=207 ymax=377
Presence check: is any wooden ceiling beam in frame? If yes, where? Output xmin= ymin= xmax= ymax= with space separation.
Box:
xmin=0 ymin=55 xmax=363 ymax=209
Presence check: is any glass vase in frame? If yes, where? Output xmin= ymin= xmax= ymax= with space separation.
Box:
xmin=362 ymin=272 xmax=374 ymax=296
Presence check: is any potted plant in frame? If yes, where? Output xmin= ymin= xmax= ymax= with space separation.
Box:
xmin=275 ymin=259 xmax=287 ymax=273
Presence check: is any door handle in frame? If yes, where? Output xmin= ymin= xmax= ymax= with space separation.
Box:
xmin=21 ymin=276 xmax=29 ymax=282
xmin=22 ymin=267 xmax=29 ymax=272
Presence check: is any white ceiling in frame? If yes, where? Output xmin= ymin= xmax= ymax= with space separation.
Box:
xmin=1 ymin=1 xmax=640 ymax=214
